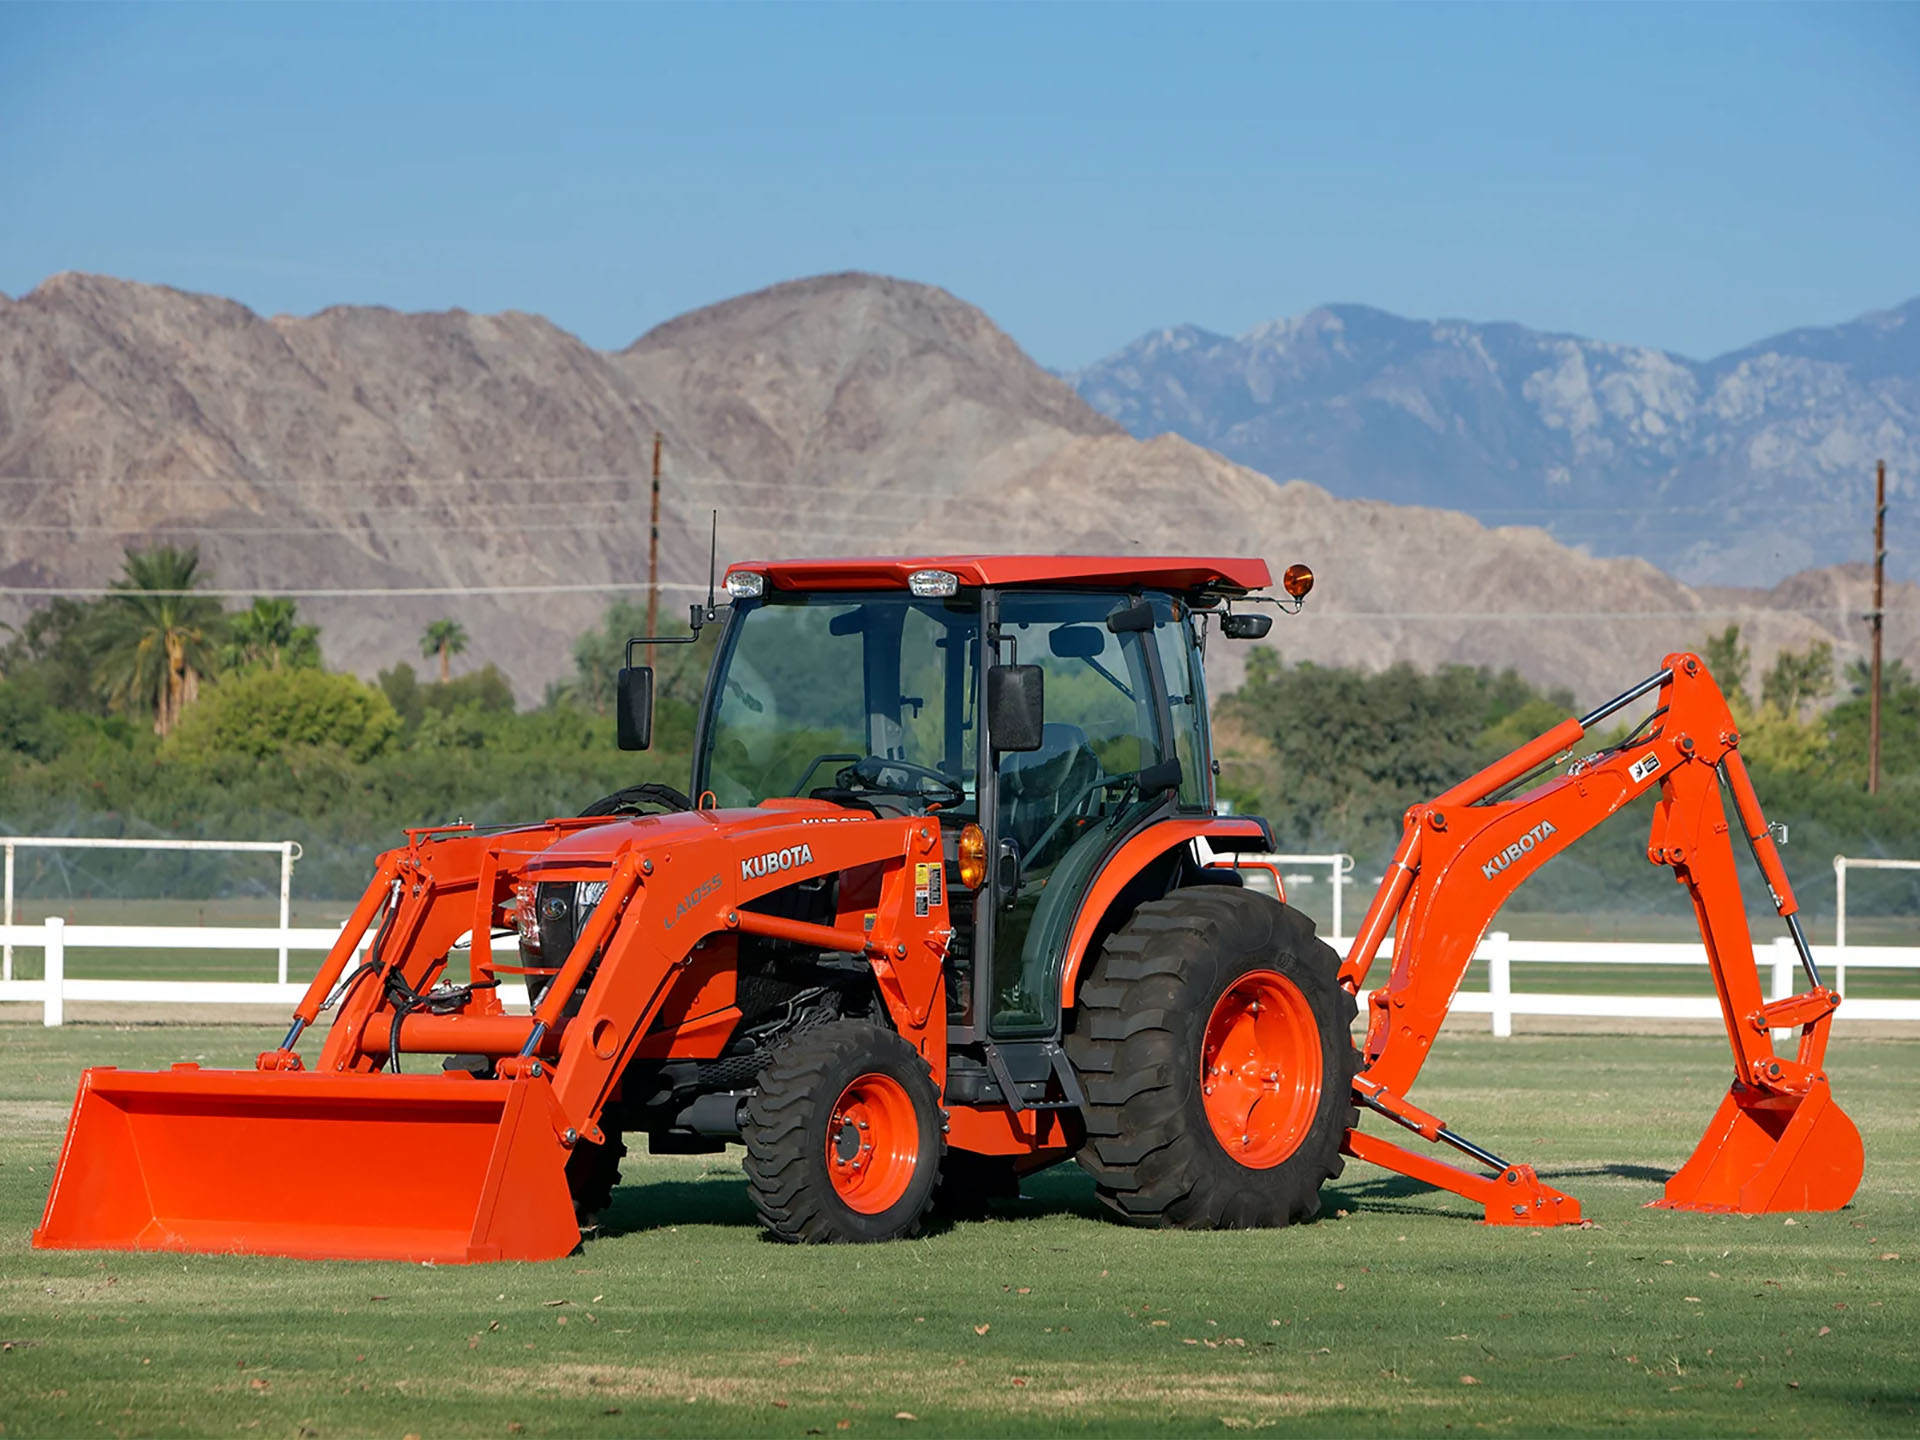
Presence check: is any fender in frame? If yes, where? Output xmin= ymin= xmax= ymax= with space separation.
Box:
xmin=1057 ymin=816 xmax=1269 ymax=1008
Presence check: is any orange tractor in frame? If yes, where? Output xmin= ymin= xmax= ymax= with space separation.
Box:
xmin=35 ymin=555 xmax=1861 ymax=1261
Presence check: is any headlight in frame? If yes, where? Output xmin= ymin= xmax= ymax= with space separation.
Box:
xmin=908 ymin=569 xmax=958 ymax=598
xmin=575 ymin=880 xmax=609 ymax=926
xmin=725 ymin=570 xmax=766 ymax=599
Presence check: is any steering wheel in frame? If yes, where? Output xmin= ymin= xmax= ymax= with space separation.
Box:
xmin=835 ymin=755 xmax=966 ymax=804
xmin=790 ymin=753 xmax=863 ymax=797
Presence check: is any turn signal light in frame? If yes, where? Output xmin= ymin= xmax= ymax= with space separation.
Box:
xmin=1282 ymin=563 xmax=1315 ymax=600
xmin=958 ymin=824 xmax=988 ymax=889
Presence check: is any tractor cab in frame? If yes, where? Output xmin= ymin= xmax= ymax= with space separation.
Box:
xmin=620 ymin=557 xmax=1273 ymax=1045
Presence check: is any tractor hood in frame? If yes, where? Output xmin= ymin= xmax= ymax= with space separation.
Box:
xmin=516 ymin=798 xmax=897 ymax=878
xmin=503 ymin=794 xmax=921 ymax=906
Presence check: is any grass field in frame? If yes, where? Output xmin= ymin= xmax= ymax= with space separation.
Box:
xmin=1 ymin=1023 xmax=1915 ymax=1437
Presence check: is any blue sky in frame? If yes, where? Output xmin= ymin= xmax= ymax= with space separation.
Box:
xmin=2 ymin=3 xmax=1915 ymax=368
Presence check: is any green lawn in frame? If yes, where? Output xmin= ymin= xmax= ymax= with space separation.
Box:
xmin=1 ymin=1023 xmax=1915 ymax=1436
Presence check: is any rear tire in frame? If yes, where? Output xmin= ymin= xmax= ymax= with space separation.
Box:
xmin=1065 ymin=888 xmax=1358 ymax=1228
xmin=743 ymin=1021 xmax=942 ymax=1243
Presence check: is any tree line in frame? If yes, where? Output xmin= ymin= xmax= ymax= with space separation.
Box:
xmin=1215 ymin=634 xmax=1919 ymax=917
xmin=0 ymin=544 xmax=1913 ymax=915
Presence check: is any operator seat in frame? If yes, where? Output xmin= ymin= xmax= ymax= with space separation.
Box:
xmin=999 ymin=723 xmax=1102 ymax=870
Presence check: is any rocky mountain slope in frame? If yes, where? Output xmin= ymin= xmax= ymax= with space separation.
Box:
xmin=1071 ymin=300 xmax=1919 ymax=586
xmin=1 ymin=271 xmax=1906 ymax=707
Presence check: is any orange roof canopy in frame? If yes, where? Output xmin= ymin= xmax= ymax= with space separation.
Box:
xmin=727 ymin=555 xmax=1272 ymax=594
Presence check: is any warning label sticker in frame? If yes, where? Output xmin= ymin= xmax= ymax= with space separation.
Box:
xmin=1628 ymin=751 xmax=1662 ymax=784
xmin=914 ymin=862 xmax=931 ymax=918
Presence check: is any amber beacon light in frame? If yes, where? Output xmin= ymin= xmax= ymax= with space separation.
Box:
xmin=958 ymin=824 xmax=988 ymax=889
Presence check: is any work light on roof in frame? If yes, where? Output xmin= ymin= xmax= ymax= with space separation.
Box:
xmin=908 ymin=569 xmax=959 ymax=598
xmin=724 ymin=571 xmax=766 ymax=599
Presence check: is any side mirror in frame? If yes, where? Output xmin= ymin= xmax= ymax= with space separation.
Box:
xmin=987 ymin=664 xmax=1045 ymax=752
xmin=616 ymin=665 xmax=654 ymax=751
xmin=1138 ymin=756 xmax=1183 ymax=795
xmin=1220 ymin=612 xmax=1273 ymax=640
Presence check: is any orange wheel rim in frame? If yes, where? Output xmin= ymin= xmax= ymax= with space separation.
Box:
xmin=825 ymin=1072 xmax=919 ymax=1214
xmin=1200 ymin=969 xmax=1323 ymax=1169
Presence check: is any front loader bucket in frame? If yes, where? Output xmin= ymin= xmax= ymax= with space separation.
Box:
xmin=1652 ymin=1078 xmax=1864 ymax=1214
xmin=33 ymin=1065 xmax=581 ymax=1264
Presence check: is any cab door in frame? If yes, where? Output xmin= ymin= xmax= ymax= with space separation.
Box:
xmin=981 ymin=591 xmax=1189 ymax=1036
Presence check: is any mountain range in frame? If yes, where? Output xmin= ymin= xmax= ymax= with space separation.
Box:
xmin=1071 ymin=300 xmax=1918 ymax=586
xmin=1 ymin=271 xmax=1911 ymax=709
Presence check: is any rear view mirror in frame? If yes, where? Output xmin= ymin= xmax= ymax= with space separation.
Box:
xmin=616 ymin=666 xmax=655 ymax=751
xmin=1220 ymin=612 xmax=1273 ymax=640
xmin=987 ymin=664 xmax=1045 ymax=752
xmin=1049 ymin=625 xmax=1106 ymax=659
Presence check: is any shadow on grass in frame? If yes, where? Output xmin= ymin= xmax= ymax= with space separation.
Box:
xmin=594 ymin=1175 xmax=760 ymax=1237
xmin=1539 ymin=1161 xmax=1674 ymax=1184
xmin=1323 ymin=1172 xmax=1484 ymax=1220
xmin=591 ymin=1155 xmax=1468 ymax=1240
xmin=593 ymin=1157 xmax=1119 ymax=1240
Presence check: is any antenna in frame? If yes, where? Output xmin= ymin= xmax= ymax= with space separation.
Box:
xmin=690 ymin=509 xmax=720 ymax=631
xmin=707 ymin=510 xmax=718 ymax=618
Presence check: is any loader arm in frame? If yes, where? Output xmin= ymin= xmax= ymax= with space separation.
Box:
xmin=1334 ymin=653 xmax=1861 ymax=1224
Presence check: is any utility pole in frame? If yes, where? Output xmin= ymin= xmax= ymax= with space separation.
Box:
xmin=646 ymin=431 xmax=663 ymax=669
xmin=1867 ymin=458 xmax=1887 ymax=795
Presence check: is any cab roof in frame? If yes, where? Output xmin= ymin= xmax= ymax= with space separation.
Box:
xmin=726 ymin=555 xmax=1272 ymax=595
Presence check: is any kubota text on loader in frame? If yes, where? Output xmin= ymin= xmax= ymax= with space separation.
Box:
xmin=36 ymin=555 xmax=1861 ymax=1261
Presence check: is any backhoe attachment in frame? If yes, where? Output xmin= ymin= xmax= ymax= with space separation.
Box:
xmin=1337 ymin=654 xmax=1862 ymax=1223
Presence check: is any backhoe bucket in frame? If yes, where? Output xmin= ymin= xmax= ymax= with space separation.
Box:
xmin=1652 ymin=1078 xmax=1864 ymax=1214
xmin=33 ymin=1065 xmax=582 ymax=1264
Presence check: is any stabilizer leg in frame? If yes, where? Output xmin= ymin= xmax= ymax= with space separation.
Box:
xmin=1344 ymin=1129 xmax=1582 ymax=1227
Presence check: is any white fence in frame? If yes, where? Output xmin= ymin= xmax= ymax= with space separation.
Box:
xmin=0 ymin=916 xmax=1913 ymax=1033
xmin=1834 ymin=854 xmax=1920 ymax=948
xmin=3 ymin=836 xmax=301 ymax=981
xmin=0 ymin=920 xmax=529 ymax=1027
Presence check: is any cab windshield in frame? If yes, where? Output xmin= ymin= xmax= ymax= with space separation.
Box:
xmin=696 ymin=592 xmax=981 ymax=810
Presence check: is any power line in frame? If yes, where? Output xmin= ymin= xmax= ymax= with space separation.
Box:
xmin=0 ymin=581 xmax=717 ymax=600
xmin=2 ymin=473 xmax=1910 ymax=520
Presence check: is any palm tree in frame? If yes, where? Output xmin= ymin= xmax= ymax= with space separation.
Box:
xmin=421 ymin=618 xmax=470 ymax=684
xmin=88 ymin=546 xmax=225 ymax=736
xmin=222 ymin=597 xmax=321 ymax=673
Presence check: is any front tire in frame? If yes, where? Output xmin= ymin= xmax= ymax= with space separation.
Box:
xmin=1065 ymin=887 xmax=1358 ymax=1228
xmin=565 ymin=1130 xmax=626 ymax=1229
xmin=743 ymin=1021 xmax=942 ymax=1243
